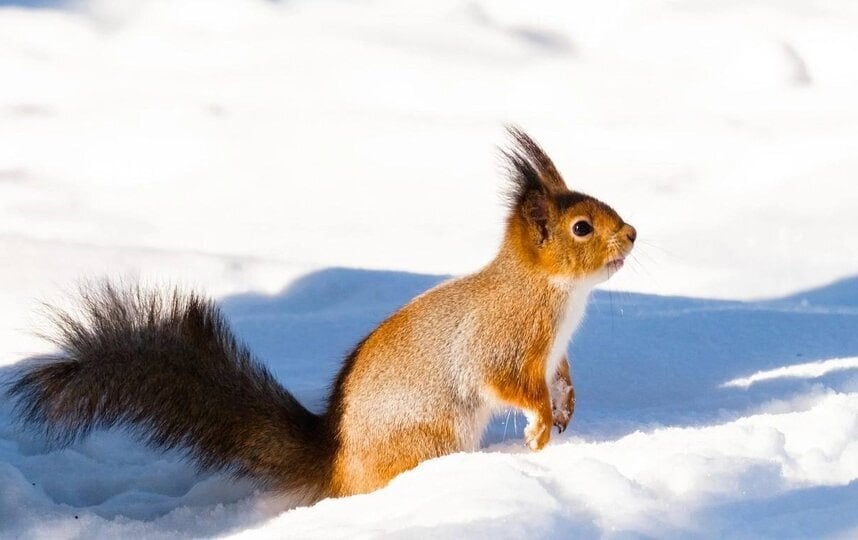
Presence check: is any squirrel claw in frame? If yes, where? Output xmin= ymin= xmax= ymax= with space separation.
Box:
xmin=551 ymin=406 xmax=572 ymax=434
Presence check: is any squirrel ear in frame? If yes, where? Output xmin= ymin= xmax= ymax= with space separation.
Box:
xmin=521 ymin=186 xmax=551 ymax=245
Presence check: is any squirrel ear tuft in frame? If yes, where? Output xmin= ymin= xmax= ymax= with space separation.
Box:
xmin=502 ymin=126 xmax=566 ymax=245
xmin=503 ymin=126 xmax=568 ymax=192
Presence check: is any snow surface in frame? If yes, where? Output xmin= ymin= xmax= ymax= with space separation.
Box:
xmin=1 ymin=0 xmax=858 ymax=537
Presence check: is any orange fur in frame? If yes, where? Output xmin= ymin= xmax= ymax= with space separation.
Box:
xmin=324 ymin=128 xmax=636 ymax=496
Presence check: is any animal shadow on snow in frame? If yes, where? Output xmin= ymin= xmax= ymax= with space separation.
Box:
xmin=1 ymin=268 xmax=857 ymax=531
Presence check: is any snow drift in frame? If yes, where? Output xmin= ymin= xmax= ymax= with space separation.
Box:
xmin=1 ymin=0 xmax=858 ymax=537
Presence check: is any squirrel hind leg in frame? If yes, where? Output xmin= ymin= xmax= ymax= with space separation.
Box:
xmin=331 ymin=421 xmax=460 ymax=496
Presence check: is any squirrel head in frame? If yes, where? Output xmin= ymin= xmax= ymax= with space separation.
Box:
xmin=502 ymin=126 xmax=636 ymax=283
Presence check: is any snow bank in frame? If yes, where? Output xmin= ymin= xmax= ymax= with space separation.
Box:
xmin=3 ymin=270 xmax=858 ymax=538
xmin=230 ymin=391 xmax=858 ymax=539
xmin=1 ymin=0 xmax=857 ymax=537
xmin=724 ymin=357 xmax=858 ymax=389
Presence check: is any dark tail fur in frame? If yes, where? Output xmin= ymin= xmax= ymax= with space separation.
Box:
xmin=6 ymin=281 xmax=333 ymax=502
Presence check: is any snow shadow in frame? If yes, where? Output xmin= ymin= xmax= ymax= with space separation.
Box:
xmin=696 ymin=480 xmax=858 ymax=537
xmin=1 ymin=269 xmax=856 ymax=533
xmin=221 ymin=268 xmax=858 ymax=439
xmin=0 ymin=0 xmax=64 ymax=7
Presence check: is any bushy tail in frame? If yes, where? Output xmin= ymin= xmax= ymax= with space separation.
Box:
xmin=6 ymin=281 xmax=333 ymax=501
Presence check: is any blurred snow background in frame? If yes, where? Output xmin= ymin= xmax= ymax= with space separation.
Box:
xmin=1 ymin=0 xmax=857 ymax=537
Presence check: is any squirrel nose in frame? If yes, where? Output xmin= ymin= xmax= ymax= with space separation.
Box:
xmin=625 ymin=225 xmax=637 ymax=243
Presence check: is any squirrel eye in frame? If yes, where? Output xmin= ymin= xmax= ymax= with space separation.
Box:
xmin=572 ymin=220 xmax=593 ymax=237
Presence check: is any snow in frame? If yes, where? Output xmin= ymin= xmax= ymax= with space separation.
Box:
xmin=1 ymin=0 xmax=858 ymax=537
xmin=723 ymin=357 xmax=858 ymax=389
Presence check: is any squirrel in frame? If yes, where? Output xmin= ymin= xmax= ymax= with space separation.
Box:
xmin=6 ymin=127 xmax=635 ymax=504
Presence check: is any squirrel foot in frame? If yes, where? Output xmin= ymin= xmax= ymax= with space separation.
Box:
xmin=524 ymin=415 xmax=551 ymax=451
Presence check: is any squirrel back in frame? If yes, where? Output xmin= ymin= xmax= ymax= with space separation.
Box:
xmin=7 ymin=127 xmax=635 ymax=502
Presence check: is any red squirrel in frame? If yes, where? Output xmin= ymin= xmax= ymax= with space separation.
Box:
xmin=8 ymin=127 xmax=635 ymax=504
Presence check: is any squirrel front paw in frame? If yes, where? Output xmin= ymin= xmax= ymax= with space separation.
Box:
xmin=524 ymin=416 xmax=551 ymax=451
xmin=552 ymin=407 xmax=572 ymax=434
xmin=550 ymin=381 xmax=575 ymax=434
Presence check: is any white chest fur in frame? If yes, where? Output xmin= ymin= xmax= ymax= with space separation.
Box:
xmin=545 ymin=279 xmax=592 ymax=382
